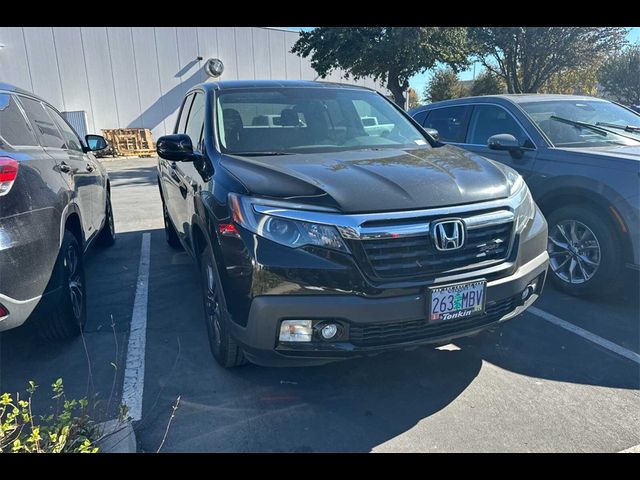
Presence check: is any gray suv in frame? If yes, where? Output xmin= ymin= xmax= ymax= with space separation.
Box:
xmin=410 ymin=95 xmax=640 ymax=297
xmin=0 ymin=83 xmax=115 ymax=339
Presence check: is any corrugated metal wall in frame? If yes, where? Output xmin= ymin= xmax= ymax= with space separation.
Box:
xmin=0 ymin=27 xmax=385 ymax=141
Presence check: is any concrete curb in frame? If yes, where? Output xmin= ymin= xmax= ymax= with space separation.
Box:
xmin=96 ymin=419 xmax=137 ymax=453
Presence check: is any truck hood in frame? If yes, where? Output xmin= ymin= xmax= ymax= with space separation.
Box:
xmin=220 ymin=146 xmax=511 ymax=213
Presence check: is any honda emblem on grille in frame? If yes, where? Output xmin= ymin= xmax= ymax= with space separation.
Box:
xmin=432 ymin=219 xmax=465 ymax=251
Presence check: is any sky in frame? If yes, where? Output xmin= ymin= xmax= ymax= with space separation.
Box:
xmin=284 ymin=27 xmax=640 ymax=96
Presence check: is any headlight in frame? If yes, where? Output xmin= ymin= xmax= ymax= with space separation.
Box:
xmin=228 ymin=193 xmax=350 ymax=253
xmin=508 ymin=173 xmax=535 ymax=234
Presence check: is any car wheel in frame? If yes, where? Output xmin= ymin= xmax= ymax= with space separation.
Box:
xmin=546 ymin=205 xmax=623 ymax=297
xmin=199 ymin=245 xmax=247 ymax=368
xmin=96 ymin=191 xmax=116 ymax=247
xmin=38 ymin=230 xmax=87 ymax=340
xmin=162 ymin=199 xmax=182 ymax=249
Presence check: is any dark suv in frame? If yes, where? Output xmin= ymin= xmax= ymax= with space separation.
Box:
xmin=409 ymin=95 xmax=640 ymax=297
xmin=157 ymin=80 xmax=549 ymax=367
xmin=0 ymin=83 xmax=115 ymax=339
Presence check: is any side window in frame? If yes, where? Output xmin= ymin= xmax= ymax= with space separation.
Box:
xmin=176 ymin=93 xmax=194 ymax=134
xmin=185 ymin=92 xmax=205 ymax=150
xmin=423 ymin=106 xmax=471 ymax=143
xmin=19 ymin=97 xmax=66 ymax=148
xmin=467 ymin=105 xmax=528 ymax=146
xmin=0 ymin=94 xmax=39 ymax=147
xmin=44 ymin=105 xmax=83 ymax=152
xmin=411 ymin=110 xmax=428 ymax=127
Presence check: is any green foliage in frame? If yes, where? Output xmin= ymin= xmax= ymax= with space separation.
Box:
xmin=1 ymin=379 xmax=99 ymax=453
xmin=470 ymin=70 xmax=506 ymax=96
xmin=469 ymin=27 xmax=628 ymax=93
xmin=599 ymin=44 xmax=640 ymax=105
xmin=424 ymin=68 xmax=468 ymax=103
xmin=291 ymin=27 xmax=470 ymax=106
xmin=539 ymin=60 xmax=603 ymax=96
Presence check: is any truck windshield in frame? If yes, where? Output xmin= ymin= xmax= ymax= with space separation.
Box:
xmin=215 ymin=87 xmax=430 ymax=155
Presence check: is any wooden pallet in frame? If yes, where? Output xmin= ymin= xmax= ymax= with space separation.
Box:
xmin=102 ymin=128 xmax=155 ymax=157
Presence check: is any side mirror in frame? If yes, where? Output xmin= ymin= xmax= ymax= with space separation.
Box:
xmin=487 ymin=134 xmax=523 ymax=158
xmin=157 ymin=134 xmax=195 ymax=162
xmin=85 ymin=134 xmax=108 ymax=151
xmin=423 ymin=128 xmax=440 ymax=141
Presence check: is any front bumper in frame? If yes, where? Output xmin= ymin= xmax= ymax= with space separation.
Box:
xmin=228 ymin=250 xmax=549 ymax=366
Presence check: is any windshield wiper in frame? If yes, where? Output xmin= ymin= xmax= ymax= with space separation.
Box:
xmin=230 ymin=151 xmax=295 ymax=156
xmin=549 ymin=116 xmax=608 ymax=136
xmin=595 ymin=121 xmax=640 ymax=133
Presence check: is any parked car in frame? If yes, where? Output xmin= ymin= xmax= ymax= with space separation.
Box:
xmin=409 ymin=95 xmax=640 ymax=297
xmin=360 ymin=116 xmax=394 ymax=136
xmin=0 ymin=83 xmax=115 ymax=339
xmin=157 ymin=80 xmax=549 ymax=368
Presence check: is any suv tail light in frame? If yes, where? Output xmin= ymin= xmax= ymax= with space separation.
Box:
xmin=0 ymin=157 xmax=19 ymax=196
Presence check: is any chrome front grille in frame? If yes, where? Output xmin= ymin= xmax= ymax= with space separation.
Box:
xmin=252 ymin=200 xmax=517 ymax=280
xmin=359 ymin=221 xmax=513 ymax=279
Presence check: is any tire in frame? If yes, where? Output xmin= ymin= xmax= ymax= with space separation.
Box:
xmin=96 ymin=192 xmax=116 ymax=247
xmin=37 ymin=230 xmax=87 ymax=340
xmin=162 ymin=199 xmax=182 ymax=250
xmin=546 ymin=205 xmax=623 ymax=297
xmin=198 ymin=245 xmax=246 ymax=368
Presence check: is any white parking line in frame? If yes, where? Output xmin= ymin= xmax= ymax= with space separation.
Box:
xmin=121 ymin=233 xmax=151 ymax=421
xmin=528 ymin=306 xmax=640 ymax=365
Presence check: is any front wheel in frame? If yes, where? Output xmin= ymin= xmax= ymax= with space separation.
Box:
xmin=198 ymin=246 xmax=246 ymax=368
xmin=546 ymin=205 xmax=623 ymax=297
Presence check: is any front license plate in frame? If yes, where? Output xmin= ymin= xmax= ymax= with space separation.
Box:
xmin=429 ymin=280 xmax=486 ymax=322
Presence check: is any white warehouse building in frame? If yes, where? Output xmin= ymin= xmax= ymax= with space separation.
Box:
xmin=0 ymin=27 xmax=386 ymax=142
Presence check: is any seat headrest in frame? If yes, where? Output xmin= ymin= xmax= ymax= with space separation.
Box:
xmin=223 ymin=108 xmax=243 ymax=130
xmin=280 ymin=109 xmax=299 ymax=127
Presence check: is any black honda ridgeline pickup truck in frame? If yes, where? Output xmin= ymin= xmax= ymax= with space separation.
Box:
xmin=157 ymin=81 xmax=549 ymax=367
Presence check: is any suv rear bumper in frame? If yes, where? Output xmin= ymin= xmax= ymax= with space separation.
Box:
xmin=0 ymin=287 xmax=62 ymax=332
xmin=228 ymin=251 xmax=549 ymax=366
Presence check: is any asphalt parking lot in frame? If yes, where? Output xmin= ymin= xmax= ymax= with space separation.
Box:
xmin=1 ymin=156 xmax=639 ymax=452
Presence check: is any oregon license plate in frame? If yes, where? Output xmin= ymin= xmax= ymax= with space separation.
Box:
xmin=429 ymin=280 xmax=486 ymax=322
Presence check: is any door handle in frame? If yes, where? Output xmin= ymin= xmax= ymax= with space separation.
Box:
xmin=59 ymin=163 xmax=72 ymax=173
xmin=169 ymin=162 xmax=181 ymax=182
xmin=86 ymin=163 xmax=94 ymax=172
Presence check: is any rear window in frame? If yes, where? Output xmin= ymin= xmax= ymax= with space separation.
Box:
xmin=0 ymin=93 xmax=39 ymax=147
xmin=19 ymin=96 xmax=66 ymax=149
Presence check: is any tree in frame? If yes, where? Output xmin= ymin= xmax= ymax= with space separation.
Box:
xmin=424 ymin=68 xmax=468 ymax=103
xmin=470 ymin=70 xmax=505 ymax=96
xmin=291 ymin=27 xmax=470 ymax=106
xmin=539 ymin=59 xmax=603 ymax=96
xmin=599 ymin=44 xmax=640 ymax=105
xmin=407 ymin=88 xmax=421 ymax=109
xmin=468 ymin=27 xmax=628 ymax=94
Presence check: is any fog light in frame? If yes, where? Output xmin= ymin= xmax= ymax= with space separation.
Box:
xmin=321 ymin=323 xmax=338 ymax=340
xmin=279 ymin=320 xmax=312 ymax=342
xmin=521 ymin=281 xmax=537 ymax=302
